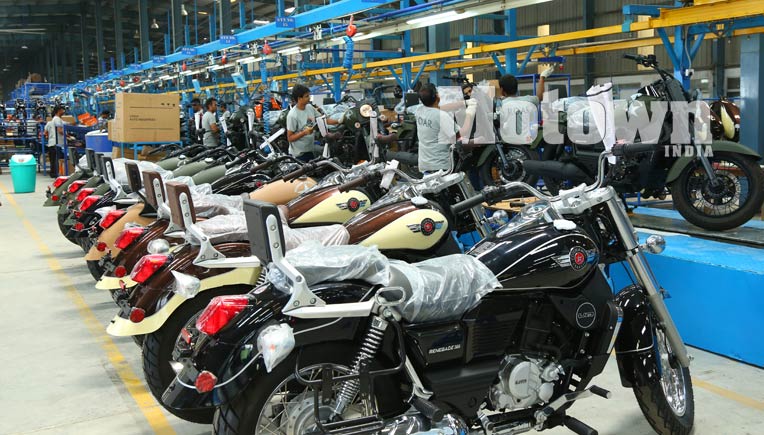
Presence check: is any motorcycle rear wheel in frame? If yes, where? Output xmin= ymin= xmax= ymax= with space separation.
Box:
xmin=671 ymin=152 xmax=764 ymax=230
xmin=633 ymin=327 xmax=694 ymax=435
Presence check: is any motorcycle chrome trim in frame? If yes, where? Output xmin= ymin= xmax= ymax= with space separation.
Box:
xmin=404 ymin=357 xmax=433 ymax=399
xmin=106 ymin=267 xmax=261 ymax=336
xmin=194 ymin=255 xmax=261 ymax=269
xmin=287 ymin=300 xmax=375 ymax=319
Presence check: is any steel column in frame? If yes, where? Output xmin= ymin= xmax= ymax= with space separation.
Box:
xmin=239 ymin=1 xmax=246 ymax=29
xmin=172 ymin=0 xmax=184 ymax=51
xmin=712 ymin=38 xmax=725 ymax=97
xmin=114 ymin=0 xmax=124 ymax=68
xmin=583 ymin=0 xmax=595 ymax=89
xmin=139 ymin=0 xmax=150 ymax=62
xmin=95 ymin=0 xmax=105 ymax=74
xmin=220 ymin=0 xmax=233 ymax=36
xmin=504 ymin=9 xmax=517 ymax=75
xmin=740 ymin=34 xmax=764 ymax=156
xmin=80 ymin=4 xmax=88 ymax=79
xmin=427 ymin=24 xmax=449 ymax=86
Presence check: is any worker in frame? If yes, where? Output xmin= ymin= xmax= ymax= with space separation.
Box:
xmin=201 ymin=97 xmax=220 ymax=148
xmin=286 ymin=84 xmax=339 ymax=162
xmin=98 ymin=110 xmax=110 ymax=129
xmin=415 ymin=83 xmax=477 ymax=174
xmin=220 ymin=102 xmax=231 ymax=122
xmin=498 ymin=65 xmax=555 ymax=106
xmin=44 ymin=105 xmax=68 ymax=178
xmin=190 ymin=98 xmax=203 ymax=143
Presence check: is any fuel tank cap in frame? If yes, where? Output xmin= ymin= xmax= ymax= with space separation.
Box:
xmin=410 ymin=196 xmax=428 ymax=206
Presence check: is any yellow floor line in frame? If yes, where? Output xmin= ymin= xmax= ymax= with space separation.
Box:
xmin=0 ymin=181 xmax=176 ymax=435
xmin=694 ymin=379 xmax=764 ymax=411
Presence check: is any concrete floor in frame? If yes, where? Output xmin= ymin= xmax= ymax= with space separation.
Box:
xmin=1 ymin=172 xmax=763 ymax=435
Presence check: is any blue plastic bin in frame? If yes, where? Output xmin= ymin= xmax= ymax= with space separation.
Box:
xmin=9 ymin=154 xmax=37 ymax=193
xmin=85 ymin=131 xmax=112 ymax=153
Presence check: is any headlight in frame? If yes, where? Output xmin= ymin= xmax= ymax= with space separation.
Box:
xmin=359 ymin=104 xmax=373 ymax=118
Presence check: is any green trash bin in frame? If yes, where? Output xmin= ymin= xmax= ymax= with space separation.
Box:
xmin=9 ymin=154 xmax=37 ymax=193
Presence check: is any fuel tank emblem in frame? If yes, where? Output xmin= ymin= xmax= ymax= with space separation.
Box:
xmin=337 ymin=197 xmax=367 ymax=211
xmin=407 ymin=218 xmax=443 ymax=236
xmin=569 ymin=246 xmax=587 ymax=270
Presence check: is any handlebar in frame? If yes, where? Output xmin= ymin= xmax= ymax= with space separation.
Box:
xmin=611 ymin=142 xmax=656 ymax=158
xmin=283 ymin=162 xmax=315 ymax=181
xmin=250 ymin=154 xmax=301 ymax=173
xmin=337 ymin=174 xmax=372 ymax=193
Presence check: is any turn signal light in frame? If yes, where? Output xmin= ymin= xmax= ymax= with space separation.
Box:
xmin=114 ymin=227 xmax=146 ymax=250
xmin=52 ymin=176 xmax=68 ymax=188
xmin=196 ymin=295 xmax=250 ymax=336
xmin=195 ymin=370 xmax=218 ymax=393
xmin=51 ymin=195 xmax=60 ymax=202
xmin=100 ymin=209 xmax=126 ymax=229
xmin=130 ymin=254 xmax=168 ymax=284
xmin=78 ymin=195 xmax=102 ymax=212
xmin=74 ymin=222 xmax=85 ymax=231
xmin=96 ymin=242 xmax=107 ymax=252
xmin=68 ymin=180 xmax=87 ymax=193
xmin=129 ymin=307 xmax=146 ymax=323
xmin=114 ymin=265 xmax=127 ymax=278
xmin=76 ymin=188 xmax=95 ymax=202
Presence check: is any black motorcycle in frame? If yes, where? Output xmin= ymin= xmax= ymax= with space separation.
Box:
xmin=164 ymin=144 xmax=692 ymax=435
xmin=525 ymin=54 xmax=763 ymax=231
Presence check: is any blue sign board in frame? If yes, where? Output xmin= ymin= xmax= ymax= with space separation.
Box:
xmin=192 ymin=79 xmax=201 ymax=93
xmin=181 ymin=47 xmax=197 ymax=56
xmin=275 ymin=16 xmax=296 ymax=28
xmin=152 ymin=56 xmax=167 ymax=65
xmin=220 ymin=35 xmax=237 ymax=44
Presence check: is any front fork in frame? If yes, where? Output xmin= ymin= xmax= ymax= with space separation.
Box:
xmin=605 ymin=197 xmax=691 ymax=368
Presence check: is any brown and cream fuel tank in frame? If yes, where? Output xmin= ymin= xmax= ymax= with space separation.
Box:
xmin=344 ymin=199 xmax=450 ymax=252
xmin=285 ymin=185 xmax=372 ymax=227
xmin=249 ymin=177 xmax=318 ymax=205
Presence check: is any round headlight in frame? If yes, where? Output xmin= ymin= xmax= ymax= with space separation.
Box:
xmin=359 ymin=104 xmax=373 ymax=118
xmin=147 ymin=238 xmax=171 ymax=255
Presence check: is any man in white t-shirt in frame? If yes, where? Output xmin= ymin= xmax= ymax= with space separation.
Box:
xmin=44 ymin=105 xmax=67 ymax=177
xmin=201 ymin=98 xmax=220 ymax=148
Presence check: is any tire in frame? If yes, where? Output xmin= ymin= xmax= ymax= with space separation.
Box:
xmin=479 ymin=145 xmax=538 ymax=187
xmin=671 ymin=152 xmax=764 ymax=231
xmin=213 ymin=343 xmax=363 ymax=435
xmin=633 ymin=328 xmax=694 ymax=435
xmin=142 ymin=286 xmax=247 ymax=424
xmin=86 ymin=260 xmax=105 ymax=281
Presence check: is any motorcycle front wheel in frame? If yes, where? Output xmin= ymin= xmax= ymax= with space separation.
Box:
xmin=633 ymin=326 xmax=694 ymax=435
xmin=671 ymin=151 xmax=764 ymax=230
xmin=213 ymin=343 xmax=394 ymax=435
xmin=479 ymin=144 xmax=538 ymax=186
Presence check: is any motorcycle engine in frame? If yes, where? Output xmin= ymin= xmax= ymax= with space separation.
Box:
xmin=489 ymin=356 xmax=563 ymax=411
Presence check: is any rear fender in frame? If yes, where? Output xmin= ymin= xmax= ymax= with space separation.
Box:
xmin=614 ymin=284 xmax=660 ymax=387
xmin=666 ymin=140 xmax=762 ymax=184
xmin=163 ymin=282 xmax=374 ymax=410
xmin=85 ymin=203 xmax=155 ymax=261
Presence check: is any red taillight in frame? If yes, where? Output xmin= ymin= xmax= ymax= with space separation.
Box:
xmin=96 ymin=242 xmax=107 ymax=252
xmin=195 ymin=370 xmax=218 ymax=393
xmin=68 ymin=180 xmax=87 ymax=193
xmin=52 ymin=176 xmax=68 ymax=188
xmin=114 ymin=227 xmax=146 ymax=250
xmin=51 ymin=195 xmax=60 ymax=202
xmin=114 ymin=265 xmax=127 ymax=278
xmin=196 ymin=295 xmax=250 ymax=336
xmin=78 ymin=195 xmax=102 ymax=212
xmin=129 ymin=254 xmax=168 ymax=284
xmin=100 ymin=209 xmax=126 ymax=229
xmin=129 ymin=307 xmax=145 ymax=323
xmin=76 ymin=188 xmax=95 ymax=202
xmin=74 ymin=222 xmax=85 ymax=231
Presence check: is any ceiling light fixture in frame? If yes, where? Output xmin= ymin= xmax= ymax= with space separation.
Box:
xmin=151 ymin=18 xmax=160 ymax=29
xmin=134 ymin=29 xmax=140 ymax=39
xmin=406 ymin=11 xmax=460 ymax=26
xmin=199 ymin=11 xmax=208 ymax=15
xmin=181 ymin=5 xmax=188 ymax=16
xmin=21 ymin=45 xmax=28 ymax=49
xmin=284 ymin=6 xmax=295 ymax=13
xmin=253 ymin=19 xmax=269 ymax=25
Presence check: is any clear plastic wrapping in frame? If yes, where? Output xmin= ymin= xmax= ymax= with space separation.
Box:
xmin=267 ymin=242 xmax=391 ymax=293
xmin=185 ymin=214 xmax=249 ymax=245
xmin=194 ymin=193 xmax=244 ymax=217
xmin=257 ymin=324 xmax=295 ymax=373
xmin=284 ymin=225 xmax=350 ymax=251
xmin=388 ymin=254 xmax=500 ymax=323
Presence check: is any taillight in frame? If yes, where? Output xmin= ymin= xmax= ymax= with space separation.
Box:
xmin=68 ymin=180 xmax=87 ymax=193
xmin=76 ymin=188 xmax=95 ymax=202
xmin=100 ymin=209 xmax=126 ymax=229
xmin=129 ymin=254 xmax=168 ymax=284
xmin=52 ymin=176 xmax=68 ymax=188
xmin=78 ymin=195 xmax=102 ymax=212
xmin=195 ymin=370 xmax=218 ymax=393
xmin=96 ymin=242 xmax=107 ymax=252
xmin=74 ymin=222 xmax=85 ymax=231
xmin=195 ymin=295 xmax=250 ymax=336
xmin=114 ymin=227 xmax=145 ymax=250
xmin=129 ymin=307 xmax=145 ymax=323
xmin=51 ymin=195 xmax=60 ymax=202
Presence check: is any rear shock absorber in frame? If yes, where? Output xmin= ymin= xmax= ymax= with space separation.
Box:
xmin=332 ymin=315 xmax=388 ymax=416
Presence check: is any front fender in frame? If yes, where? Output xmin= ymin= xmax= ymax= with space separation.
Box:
xmin=614 ymin=284 xmax=660 ymax=388
xmin=162 ymin=282 xmax=373 ymax=411
xmin=666 ymin=140 xmax=762 ymax=184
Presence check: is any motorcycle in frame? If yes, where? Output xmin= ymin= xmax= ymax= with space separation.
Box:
xmin=525 ymin=54 xmax=763 ymax=231
xmin=165 ymin=144 xmax=693 ymax=435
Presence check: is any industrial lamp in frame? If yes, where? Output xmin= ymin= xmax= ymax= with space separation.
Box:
xmin=151 ymin=18 xmax=160 ymax=30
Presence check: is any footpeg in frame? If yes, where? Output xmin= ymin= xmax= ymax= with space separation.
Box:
xmin=589 ymin=385 xmax=611 ymax=399
xmin=410 ymin=396 xmax=444 ymax=423
xmin=564 ymin=416 xmax=598 ymax=435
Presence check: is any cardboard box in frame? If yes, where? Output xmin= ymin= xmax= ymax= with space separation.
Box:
xmin=109 ymin=93 xmax=180 ymax=143
xmin=111 ymin=145 xmax=166 ymax=162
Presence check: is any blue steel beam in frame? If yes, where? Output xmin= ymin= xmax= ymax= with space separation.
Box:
xmin=95 ymin=0 xmax=105 ymax=74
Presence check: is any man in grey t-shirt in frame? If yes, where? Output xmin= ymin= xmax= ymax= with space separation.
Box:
xmin=201 ymin=98 xmax=220 ymax=148
xmin=415 ymin=83 xmax=461 ymax=173
xmin=286 ymin=84 xmax=340 ymax=161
